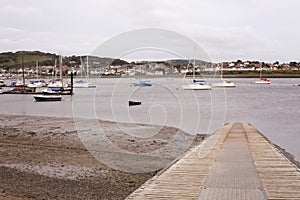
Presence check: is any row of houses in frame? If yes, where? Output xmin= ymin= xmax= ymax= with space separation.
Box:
xmin=0 ymin=60 xmax=299 ymax=78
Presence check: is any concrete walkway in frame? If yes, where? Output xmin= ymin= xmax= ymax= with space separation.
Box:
xmin=126 ymin=123 xmax=300 ymax=200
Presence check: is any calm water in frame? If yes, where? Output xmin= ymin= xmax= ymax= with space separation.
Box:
xmin=1 ymin=78 xmax=299 ymax=161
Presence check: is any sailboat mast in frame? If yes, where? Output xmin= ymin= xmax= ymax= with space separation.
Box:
xmin=192 ymin=47 xmax=196 ymax=80
xmin=59 ymin=55 xmax=63 ymax=86
xmin=193 ymin=59 xmax=195 ymax=80
xmin=86 ymin=56 xmax=89 ymax=80
xmin=54 ymin=58 xmax=57 ymax=79
xmin=260 ymin=62 xmax=262 ymax=78
xmin=80 ymin=56 xmax=83 ymax=79
xmin=221 ymin=62 xmax=223 ymax=79
xmin=36 ymin=61 xmax=39 ymax=79
xmin=22 ymin=54 xmax=25 ymax=89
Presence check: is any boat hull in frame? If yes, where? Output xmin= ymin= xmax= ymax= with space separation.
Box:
xmin=255 ymin=81 xmax=270 ymax=84
xmin=182 ymin=84 xmax=211 ymax=90
xmin=129 ymin=101 xmax=142 ymax=106
xmin=34 ymin=95 xmax=62 ymax=102
xmin=133 ymin=83 xmax=152 ymax=87
xmin=212 ymin=82 xmax=236 ymax=88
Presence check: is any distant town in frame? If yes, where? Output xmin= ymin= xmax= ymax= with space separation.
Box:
xmin=0 ymin=51 xmax=299 ymax=78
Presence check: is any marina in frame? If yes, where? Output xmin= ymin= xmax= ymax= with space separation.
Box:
xmin=1 ymin=0 xmax=300 ymax=199
xmin=0 ymin=77 xmax=299 ymax=162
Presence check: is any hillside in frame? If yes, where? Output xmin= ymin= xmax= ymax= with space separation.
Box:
xmin=0 ymin=51 xmax=57 ymax=68
xmin=0 ymin=51 xmax=129 ymax=69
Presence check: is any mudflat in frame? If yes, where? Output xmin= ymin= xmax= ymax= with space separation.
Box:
xmin=0 ymin=114 xmax=203 ymax=199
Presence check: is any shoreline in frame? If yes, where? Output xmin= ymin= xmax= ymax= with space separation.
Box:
xmin=0 ymin=114 xmax=204 ymax=199
xmin=0 ymin=114 xmax=299 ymax=199
xmin=1 ymin=73 xmax=300 ymax=80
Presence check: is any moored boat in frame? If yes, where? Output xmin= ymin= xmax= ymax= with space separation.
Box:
xmin=133 ymin=81 xmax=152 ymax=87
xmin=182 ymin=80 xmax=212 ymax=90
xmin=129 ymin=100 xmax=142 ymax=106
xmin=211 ymin=62 xmax=236 ymax=88
xmin=0 ymin=80 xmax=6 ymax=87
xmin=255 ymin=78 xmax=271 ymax=84
xmin=212 ymin=80 xmax=236 ymax=88
xmin=255 ymin=63 xmax=271 ymax=84
xmin=34 ymin=95 xmax=62 ymax=102
xmin=42 ymin=88 xmax=60 ymax=95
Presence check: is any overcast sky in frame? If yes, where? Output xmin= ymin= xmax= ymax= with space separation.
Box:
xmin=1 ymin=0 xmax=299 ymax=62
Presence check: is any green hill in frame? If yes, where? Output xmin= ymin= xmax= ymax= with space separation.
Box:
xmin=0 ymin=51 xmax=129 ymax=69
xmin=0 ymin=51 xmax=57 ymax=68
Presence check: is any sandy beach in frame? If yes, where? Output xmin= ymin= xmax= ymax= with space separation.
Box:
xmin=0 ymin=114 xmax=204 ymax=199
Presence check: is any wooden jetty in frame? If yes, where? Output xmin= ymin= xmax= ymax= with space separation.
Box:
xmin=126 ymin=123 xmax=300 ymax=200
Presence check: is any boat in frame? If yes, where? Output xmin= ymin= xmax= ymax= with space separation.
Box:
xmin=73 ymin=79 xmax=96 ymax=88
xmin=73 ymin=56 xmax=97 ymax=88
xmin=34 ymin=95 xmax=62 ymax=102
xmin=27 ymin=80 xmax=47 ymax=88
xmin=48 ymin=55 xmax=69 ymax=88
xmin=42 ymin=88 xmax=60 ymax=95
xmin=129 ymin=100 xmax=142 ymax=106
xmin=47 ymin=79 xmax=69 ymax=88
xmin=182 ymin=60 xmax=211 ymax=90
xmin=212 ymin=80 xmax=236 ymax=88
xmin=255 ymin=77 xmax=271 ymax=84
xmin=255 ymin=64 xmax=271 ymax=84
xmin=133 ymin=81 xmax=152 ymax=87
xmin=211 ymin=63 xmax=236 ymax=88
xmin=0 ymin=80 xmax=6 ymax=87
xmin=132 ymin=66 xmax=152 ymax=87
xmin=73 ymin=80 xmax=90 ymax=88
xmin=182 ymin=80 xmax=212 ymax=90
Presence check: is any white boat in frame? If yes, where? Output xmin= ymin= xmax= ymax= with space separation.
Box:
xmin=255 ymin=78 xmax=271 ymax=84
xmin=42 ymin=88 xmax=59 ymax=95
xmin=211 ymin=63 xmax=236 ymax=88
xmin=48 ymin=80 xmax=68 ymax=88
xmin=73 ymin=80 xmax=89 ymax=88
xmin=73 ymin=80 xmax=96 ymax=88
xmin=182 ymin=59 xmax=211 ymax=90
xmin=27 ymin=80 xmax=47 ymax=88
xmin=255 ymin=65 xmax=271 ymax=84
xmin=73 ymin=56 xmax=96 ymax=88
xmin=212 ymin=80 xmax=236 ymax=88
xmin=182 ymin=80 xmax=212 ymax=90
xmin=15 ymin=80 xmax=24 ymax=87
xmin=48 ymin=55 xmax=68 ymax=88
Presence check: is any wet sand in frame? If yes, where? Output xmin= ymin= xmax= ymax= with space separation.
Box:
xmin=0 ymin=114 xmax=204 ymax=199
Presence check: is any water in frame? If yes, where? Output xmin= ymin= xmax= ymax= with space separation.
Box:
xmin=0 ymin=77 xmax=299 ymax=161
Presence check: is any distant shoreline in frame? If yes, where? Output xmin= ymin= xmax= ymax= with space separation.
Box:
xmin=2 ymin=73 xmax=300 ymax=80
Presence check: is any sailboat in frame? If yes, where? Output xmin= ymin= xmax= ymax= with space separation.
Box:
xmin=73 ymin=56 xmax=96 ymax=88
xmin=212 ymin=62 xmax=236 ymax=88
xmin=255 ymin=63 xmax=270 ymax=84
xmin=27 ymin=61 xmax=47 ymax=88
xmin=182 ymin=60 xmax=211 ymax=90
xmin=48 ymin=55 xmax=69 ymax=89
xmin=133 ymin=66 xmax=152 ymax=87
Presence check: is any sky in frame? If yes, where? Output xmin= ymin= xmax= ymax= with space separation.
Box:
xmin=0 ymin=0 xmax=299 ymax=62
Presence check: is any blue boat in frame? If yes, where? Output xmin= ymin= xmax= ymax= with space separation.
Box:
xmin=133 ymin=82 xmax=152 ymax=87
xmin=133 ymin=81 xmax=152 ymax=87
